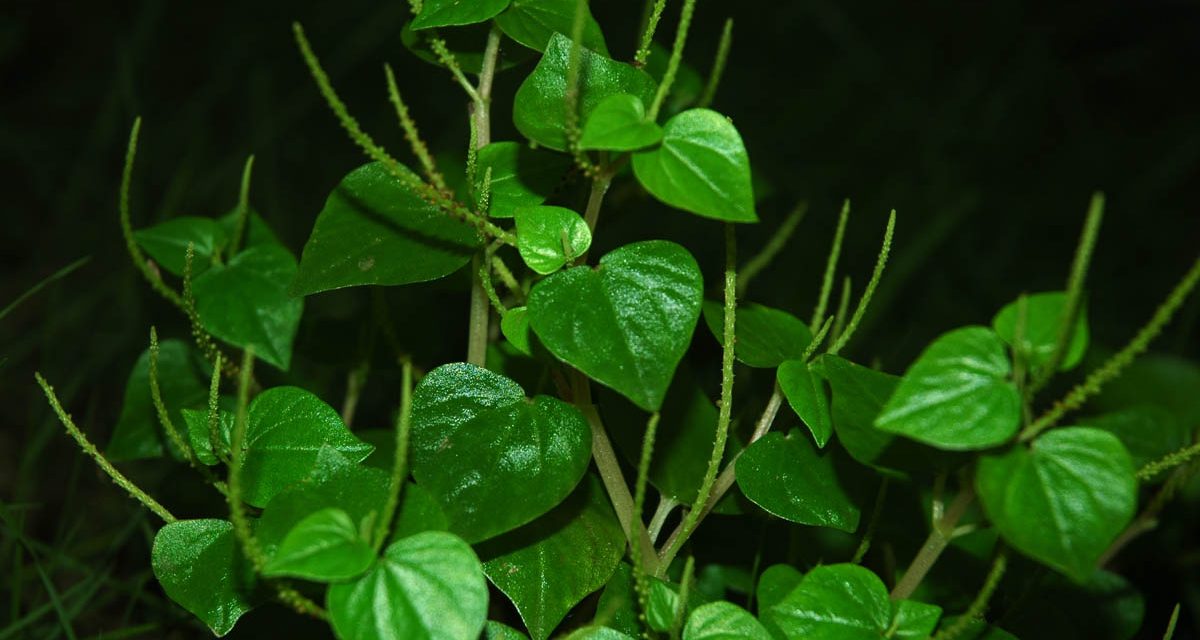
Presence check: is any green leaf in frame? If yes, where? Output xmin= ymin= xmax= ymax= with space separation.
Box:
xmin=410 ymin=363 xmax=592 ymax=543
xmin=181 ymin=407 xmax=232 ymax=465
xmin=479 ymin=476 xmax=624 ymax=640
xmin=477 ymin=142 xmax=572 ymax=219
xmin=579 ymin=94 xmax=663 ymax=151
xmin=219 ymin=207 xmax=280 ymax=253
xmin=409 ymin=0 xmax=512 ymax=30
xmin=756 ymin=564 xmax=803 ymax=614
xmin=875 ymin=326 xmax=1021 ymax=450
xmin=151 ymin=519 xmax=257 ymax=636
xmin=389 ymin=482 xmax=451 ymax=542
xmin=495 ymin=0 xmax=608 ymax=54
xmin=240 ymin=388 xmax=374 ymax=508
xmin=563 ymin=628 xmax=637 ymax=640
xmin=401 ymin=21 xmax=537 ymax=74
xmin=778 ymin=360 xmax=833 ymax=447
xmin=487 ymin=621 xmax=533 ymax=640
xmin=528 ymin=240 xmax=703 ymax=411
xmin=192 ymin=243 xmax=303 ymax=370
xmin=593 ymin=563 xmax=641 ymax=636
xmin=889 ymin=600 xmax=942 ymax=639
xmin=976 ymin=427 xmax=1136 ymax=581
xmin=515 ymin=205 xmax=592 ymax=274
xmin=134 ymin=216 xmax=227 ymax=277
xmin=735 ymin=430 xmax=860 ymax=532
xmin=262 ymin=508 xmax=374 ymax=582
xmin=292 ymin=161 xmax=481 ymax=296
xmin=683 ymin=601 xmax=772 ymax=640
xmin=702 ymin=302 xmax=812 ymax=369
xmin=107 ymin=340 xmax=210 ymax=461
xmin=1088 ymin=405 xmax=1190 ymax=471
xmin=632 ymin=108 xmax=756 ymax=222
xmin=992 ymin=291 xmax=1089 ymax=372
xmin=513 ymin=33 xmax=656 ymax=151
xmin=501 ymin=306 xmax=533 ymax=355
xmin=646 ymin=578 xmax=708 ymax=633
xmin=764 ymin=563 xmax=891 ymax=640
xmin=327 ymin=531 xmax=488 ymax=640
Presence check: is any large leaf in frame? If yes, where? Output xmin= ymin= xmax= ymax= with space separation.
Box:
xmin=240 ymin=387 xmax=374 ymax=507
xmin=477 ymin=142 xmax=571 ymax=218
xmin=579 ymin=94 xmax=663 ymax=151
xmin=875 ymin=326 xmax=1021 ymax=450
xmin=683 ymin=601 xmax=771 ymax=640
xmin=735 ymin=430 xmax=860 ymax=533
xmin=992 ymin=291 xmax=1089 ymax=372
xmin=192 ymin=243 xmax=303 ymax=370
xmin=134 ymin=215 xmax=227 ymax=277
xmin=292 ymin=161 xmax=481 ymax=296
xmin=261 ymin=507 xmax=375 ymax=582
xmin=528 ymin=240 xmax=703 ymax=411
xmin=107 ymin=340 xmax=210 ymax=461
xmin=976 ymin=427 xmax=1136 ymax=581
xmin=327 ymin=532 xmax=488 ymax=640
xmin=495 ymin=0 xmax=608 ymax=54
xmin=515 ymin=205 xmax=592 ymax=274
xmin=479 ymin=476 xmax=624 ymax=640
xmin=632 ymin=108 xmax=756 ymax=223
xmin=410 ymin=363 xmax=592 ymax=543
xmin=778 ymin=359 xmax=832 ymax=447
xmin=701 ymin=302 xmax=812 ymax=368
xmin=409 ymin=0 xmax=511 ymax=30
xmin=151 ymin=519 xmax=257 ymax=637
xmin=513 ymin=33 xmax=656 ymax=151
xmin=766 ymin=564 xmax=937 ymax=640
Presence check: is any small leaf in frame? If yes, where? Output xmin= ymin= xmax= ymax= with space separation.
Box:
xmin=579 ymin=94 xmax=663 ymax=151
xmin=735 ymin=430 xmax=860 ymax=532
xmin=410 ymin=363 xmax=592 ymax=543
xmin=327 ymin=532 xmax=488 ymax=640
xmin=756 ymin=564 xmax=803 ymax=614
xmin=496 ymin=0 xmax=608 ymax=54
xmin=778 ymin=360 xmax=833 ymax=447
xmin=134 ymin=216 xmax=227 ymax=277
xmin=875 ymin=326 xmax=1021 ymax=450
xmin=477 ymin=142 xmax=572 ymax=218
xmin=262 ymin=508 xmax=375 ymax=582
xmin=646 ymin=578 xmax=708 ymax=633
xmin=992 ymin=291 xmax=1089 ymax=371
xmin=151 ymin=519 xmax=257 ymax=637
xmin=528 ymin=240 xmax=703 ymax=411
xmin=515 ymin=205 xmax=592 ymax=274
xmin=632 ymin=108 xmax=756 ymax=222
xmin=107 ymin=340 xmax=210 ymax=461
xmin=764 ymin=563 xmax=891 ymax=639
xmin=292 ymin=162 xmax=481 ymax=296
xmin=976 ymin=427 xmax=1136 ymax=581
xmin=181 ymin=407 xmax=232 ymax=465
xmin=889 ymin=600 xmax=942 ymax=639
xmin=702 ymin=302 xmax=812 ymax=368
xmin=683 ymin=601 xmax=772 ymax=640
xmin=409 ymin=0 xmax=512 ymax=30
xmin=513 ymin=33 xmax=657 ymax=151
xmin=501 ymin=306 xmax=533 ymax=355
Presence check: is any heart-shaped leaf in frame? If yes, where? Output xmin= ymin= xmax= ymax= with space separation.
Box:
xmin=992 ymin=291 xmax=1089 ymax=372
xmin=579 ymin=94 xmax=663 ymax=151
xmin=501 ymin=306 xmax=534 ymax=355
xmin=513 ymin=33 xmax=656 ymax=151
xmin=262 ymin=507 xmax=375 ymax=582
xmin=735 ymin=430 xmax=860 ymax=532
xmin=108 ymin=340 xmax=210 ymax=461
xmin=632 ymin=108 xmax=756 ymax=222
xmin=479 ymin=476 xmax=624 ymax=640
xmin=292 ymin=161 xmax=482 ymax=296
xmin=756 ymin=564 xmax=803 ymax=614
xmin=702 ymin=302 xmax=812 ymax=368
xmin=890 ymin=600 xmax=942 ymax=639
xmin=515 ymin=205 xmax=592 ymax=274
xmin=192 ymin=243 xmax=303 ymax=370
xmin=327 ymin=531 xmax=488 ymax=640
xmin=778 ymin=360 xmax=833 ymax=447
xmin=765 ymin=564 xmax=932 ymax=640
xmin=528 ymin=240 xmax=703 ymax=411
xmin=151 ymin=519 xmax=257 ymax=637
xmin=875 ymin=326 xmax=1021 ymax=450
xmin=135 ymin=216 xmax=227 ymax=277
xmin=976 ymin=427 xmax=1136 ymax=581
xmin=683 ymin=601 xmax=771 ymax=640
xmin=477 ymin=142 xmax=572 ymax=218
xmin=410 ymin=363 xmax=592 ymax=543
xmin=409 ymin=0 xmax=512 ymax=30
xmin=495 ymin=0 xmax=608 ymax=54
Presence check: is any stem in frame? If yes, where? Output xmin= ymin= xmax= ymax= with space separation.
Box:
xmin=891 ymin=482 xmax=975 ymax=600
xmin=647 ymin=495 xmax=678 ymax=544
xmin=932 ymin=552 xmax=1008 ymax=640
xmin=647 ymin=0 xmax=697 ymax=121
xmin=1137 ymin=440 xmax=1200 ymax=481
xmin=465 ymin=27 xmax=502 ymax=367
xmin=117 ymin=118 xmax=185 ymax=312
xmin=697 ymin=18 xmax=734 ymax=109
xmin=829 ymin=210 xmax=895 ymax=356
xmin=374 ymin=360 xmax=414 ymax=551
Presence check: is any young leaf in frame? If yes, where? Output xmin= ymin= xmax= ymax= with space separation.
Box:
xmin=181 ymin=406 xmax=232 ymax=465
xmin=513 ymin=33 xmax=657 ymax=151
xmin=976 ymin=427 xmax=1136 ymax=581
xmin=890 ymin=600 xmax=942 ymax=639
xmin=479 ymin=476 xmax=624 ymax=640
xmin=327 ymin=531 xmax=488 ymax=640
xmin=875 ymin=326 xmax=1022 ymax=450
xmin=579 ymin=94 xmax=664 ymax=151
xmin=756 ymin=564 xmax=803 ymax=614
xmin=646 ymin=578 xmax=708 ymax=633
xmin=151 ymin=519 xmax=257 ymax=637
xmin=778 ymin=360 xmax=833 ymax=447
xmin=134 ymin=216 xmax=227 ymax=277
xmin=108 ymin=340 xmax=211 ymax=461
xmin=701 ymin=302 xmax=812 ymax=368
xmin=735 ymin=430 xmax=860 ymax=533
xmin=477 ymin=142 xmax=571 ymax=218
xmin=292 ymin=162 xmax=481 ymax=296
xmin=632 ymin=108 xmax=756 ymax=223
xmin=501 ymin=306 xmax=534 ymax=355
xmin=410 ymin=363 xmax=592 ymax=543
xmin=261 ymin=507 xmax=375 ymax=582
xmin=192 ymin=243 xmax=303 ymax=370
xmin=683 ymin=601 xmax=772 ymax=640
xmin=992 ymin=291 xmax=1089 ymax=372
xmin=764 ymin=563 xmax=892 ymax=639
xmin=409 ymin=0 xmax=512 ymax=30
xmin=495 ymin=0 xmax=608 ymax=54
xmin=528 ymin=240 xmax=703 ymax=411
xmin=515 ymin=205 xmax=592 ymax=274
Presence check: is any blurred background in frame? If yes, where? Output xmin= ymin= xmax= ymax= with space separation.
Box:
xmin=2 ymin=0 xmax=1198 ymax=637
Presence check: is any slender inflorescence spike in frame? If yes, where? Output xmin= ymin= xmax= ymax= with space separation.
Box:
xmin=564 ymin=0 xmax=599 ymax=176
xmin=207 ymin=353 xmax=225 ymax=463
xmin=737 ymin=201 xmax=807 ymax=296
xmin=698 ymin=18 xmax=733 ymax=108
xmin=805 ymin=317 xmax=835 ymax=361
xmin=812 ymin=199 xmax=851 ymax=330
xmin=149 ymin=327 xmax=227 ymax=494
xmin=229 ymin=155 xmax=255 ymax=256
xmin=1137 ymin=441 xmax=1200 ymax=482
xmin=831 ymin=276 xmax=852 ymax=344
xmin=932 ymin=552 xmax=1008 ymax=640
xmin=635 ymin=0 xmax=667 ymax=66
xmin=829 ymin=210 xmax=896 ymax=355
xmin=429 ymin=36 xmax=482 ymax=103
xmin=182 ymin=243 xmax=241 ymax=381
xmin=384 ymin=64 xmax=446 ymax=191
xmin=648 ymin=0 xmax=697 ymax=121
xmin=118 ymin=118 xmax=186 ymax=311
xmin=671 ymin=556 xmax=696 ymax=638
xmin=375 ymin=360 xmax=415 ymax=550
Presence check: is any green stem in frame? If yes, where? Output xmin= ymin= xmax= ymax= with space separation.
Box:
xmin=647 ymin=0 xmax=697 ymax=121
xmin=466 ymin=27 xmax=502 ymax=367
xmin=697 ymin=18 xmax=734 ymax=108
xmin=891 ymin=482 xmax=975 ymax=600
xmin=829 ymin=210 xmax=895 ymax=355
xmin=374 ymin=360 xmax=414 ymax=551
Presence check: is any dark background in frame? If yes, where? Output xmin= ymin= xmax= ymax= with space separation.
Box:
xmin=2 ymin=0 xmax=1198 ymax=637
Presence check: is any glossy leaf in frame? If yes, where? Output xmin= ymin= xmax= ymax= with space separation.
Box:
xmin=764 ymin=563 xmax=891 ymax=640
xmin=875 ymin=326 xmax=1021 ymax=450
xmin=501 ymin=306 xmax=533 ymax=355
xmin=192 ymin=243 xmax=303 ymax=370
xmin=181 ymin=406 xmax=232 ymax=465
xmin=410 ymin=363 xmax=592 ymax=543
xmin=778 ymin=360 xmax=833 ymax=447
xmin=593 ymin=563 xmax=641 ymax=636
xmin=632 ymin=108 xmax=756 ymax=223
xmin=579 ymin=94 xmax=663 ymax=151
xmin=388 ymin=482 xmax=451 ymax=543
xmin=528 ymin=240 xmax=703 ymax=411
xmin=513 ymin=33 xmax=656 ymax=151
xmin=976 ymin=427 xmax=1136 ymax=581
xmin=151 ymin=519 xmax=257 ymax=637
xmin=409 ymin=0 xmax=511 ymax=30
xmin=889 ymin=600 xmax=942 ymax=639
xmin=495 ymin=0 xmax=608 ymax=54
xmin=327 ymin=532 xmax=488 ymax=640
xmin=683 ymin=601 xmax=771 ymax=640
xmin=735 ymin=430 xmax=860 ymax=532
xmin=292 ymin=162 xmax=481 ymax=296
xmin=134 ymin=216 xmax=227 ymax=277
xmin=992 ymin=291 xmax=1089 ymax=371
xmin=487 ymin=621 xmax=533 ymax=640
xmin=756 ymin=564 xmax=803 ymax=614
xmin=477 ymin=142 xmax=571 ymax=218
xmin=107 ymin=340 xmax=210 ymax=461
xmin=262 ymin=507 xmax=375 ymax=582
xmin=479 ymin=476 xmax=624 ymax=640
xmin=646 ymin=577 xmax=708 ymax=633
xmin=515 ymin=205 xmax=592 ymax=274
xmin=701 ymin=302 xmax=812 ymax=368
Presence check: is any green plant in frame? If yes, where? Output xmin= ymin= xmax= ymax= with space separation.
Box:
xmin=32 ymin=1 xmax=1200 ymax=638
